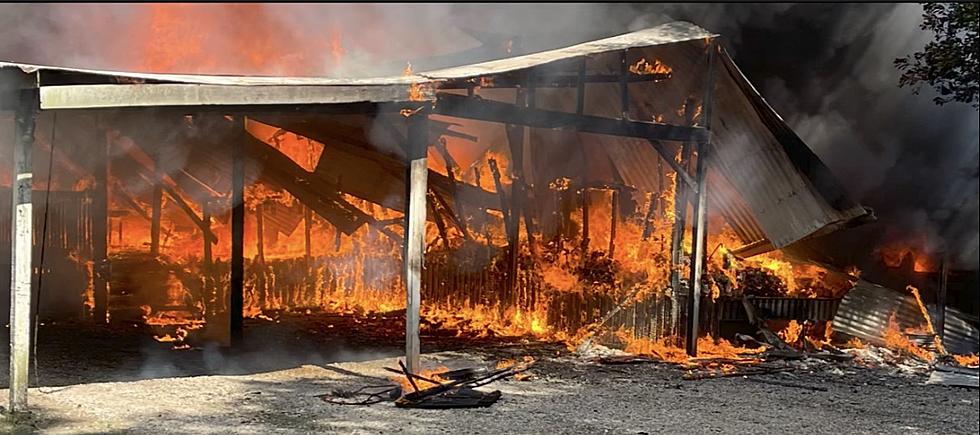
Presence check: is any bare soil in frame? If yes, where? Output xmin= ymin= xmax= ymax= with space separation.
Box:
xmin=2 ymin=313 xmax=978 ymax=434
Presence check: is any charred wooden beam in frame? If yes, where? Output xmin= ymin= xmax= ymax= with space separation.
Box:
xmin=202 ymin=199 xmax=214 ymax=315
xmin=92 ymin=122 xmax=110 ymax=326
xmin=610 ymin=189 xmax=619 ymax=257
xmin=685 ymin=40 xmax=718 ymax=357
xmin=150 ymin=147 xmax=163 ymax=255
xmin=648 ymin=139 xmax=698 ymax=192
xmin=403 ymin=112 xmax=429 ymax=373
xmin=937 ymin=253 xmax=948 ymax=342
xmin=8 ymin=89 xmax=37 ymax=413
xmin=230 ymin=116 xmax=246 ymax=347
xmin=685 ymin=141 xmax=710 ymax=356
xmin=433 ymin=93 xmax=708 ymax=143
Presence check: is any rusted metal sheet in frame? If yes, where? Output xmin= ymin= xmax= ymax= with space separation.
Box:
xmin=832 ymin=280 xmax=979 ymax=355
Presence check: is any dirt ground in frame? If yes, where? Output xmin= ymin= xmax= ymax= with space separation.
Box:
xmin=2 ymin=314 xmax=978 ymax=434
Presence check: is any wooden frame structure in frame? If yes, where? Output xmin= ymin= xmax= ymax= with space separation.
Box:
xmin=4 ymin=21 xmax=870 ymax=412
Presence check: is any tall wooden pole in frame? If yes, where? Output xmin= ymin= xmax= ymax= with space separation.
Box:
xmin=149 ymin=146 xmax=163 ymax=255
xmin=937 ymin=252 xmax=948 ymax=342
xmin=202 ymin=199 xmax=214 ymax=314
xmin=230 ymin=116 xmax=246 ymax=346
xmin=684 ymin=142 xmax=710 ymax=356
xmin=685 ymin=40 xmax=718 ymax=357
xmin=8 ymin=88 xmax=38 ymax=413
xmin=403 ymin=111 xmax=429 ymax=373
xmin=92 ymin=119 xmax=109 ymax=324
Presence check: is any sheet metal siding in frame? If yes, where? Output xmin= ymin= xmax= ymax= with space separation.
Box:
xmin=833 ymin=281 xmax=980 ymax=355
xmin=717 ymin=297 xmax=841 ymax=322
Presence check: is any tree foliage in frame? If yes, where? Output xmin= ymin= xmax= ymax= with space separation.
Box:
xmin=895 ymin=3 xmax=979 ymax=108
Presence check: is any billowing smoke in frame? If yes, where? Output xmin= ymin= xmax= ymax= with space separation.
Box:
xmin=2 ymin=3 xmax=976 ymax=271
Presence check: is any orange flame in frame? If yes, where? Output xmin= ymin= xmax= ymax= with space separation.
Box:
xmin=629 ymin=58 xmax=672 ymax=75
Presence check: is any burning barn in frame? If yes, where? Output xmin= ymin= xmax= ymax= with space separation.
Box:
xmin=7 ymin=20 xmax=967 ymax=413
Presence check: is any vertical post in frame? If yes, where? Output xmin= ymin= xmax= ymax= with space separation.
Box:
xmin=149 ymin=146 xmax=163 ymax=255
xmin=684 ymin=143 xmax=710 ymax=356
xmin=230 ymin=116 xmax=246 ymax=346
xmin=505 ymin=82 xmax=527 ymax=294
xmin=403 ymin=111 xmax=429 ymax=373
xmin=609 ymin=189 xmax=619 ymax=257
xmin=685 ymin=39 xmax=717 ymax=357
xmin=8 ymin=88 xmax=37 ymax=413
xmin=92 ymin=119 xmax=109 ymax=324
xmin=202 ymin=199 xmax=214 ymax=314
xmin=581 ymin=188 xmax=590 ymax=253
xmin=619 ymin=50 xmax=630 ymax=120
xmin=304 ymin=206 xmax=312 ymax=269
xmin=937 ymin=252 xmax=948 ymax=342
xmin=255 ymin=201 xmax=266 ymax=310
xmin=576 ymin=57 xmax=587 ymax=116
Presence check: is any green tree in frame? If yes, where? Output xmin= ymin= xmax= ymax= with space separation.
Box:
xmin=895 ymin=3 xmax=979 ymax=108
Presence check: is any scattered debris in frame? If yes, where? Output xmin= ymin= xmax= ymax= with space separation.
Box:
xmin=319 ymin=357 xmax=536 ymax=409
xmin=926 ymin=365 xmax=979 ymax=389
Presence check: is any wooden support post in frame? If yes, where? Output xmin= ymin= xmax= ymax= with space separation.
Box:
xmin=304 ymin=205 xmax=312 ymax=270
xmin=202 ymin=199 xmax=214 ymax=314
xmin=93 ymin=120 xmax=109 ymax=325
xmin=230 ymin=116 xmax=246 ymax=346
xmin=150 ymin=146 xmax=163 ymax=255
xmin=937 ymin=252 xmax=948 ymax=342
xmin=8 ymin=89 xmax=37 ymax=413
xmin=685 ymin=40 xmax=717 ymax=357
xmin=403 ymin=112 xmax=429 ymax=374
xmin=581 ymin=188 xmax=590 ymax=253
xmin=620 ymin=50 xmax=630 ymax=120
xmin=685 ymin=142 xmax=710 ymax=356
xmin=609 ymin=189 xmax=619 ymax=257
xmin=505 ymin=84 xmax=528 ymax=292
xmin=576 ymin=57 xmax=587 ymax=115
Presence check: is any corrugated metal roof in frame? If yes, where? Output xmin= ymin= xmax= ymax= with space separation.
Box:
xmin=2 ymin=20 xmax=868 ymax=250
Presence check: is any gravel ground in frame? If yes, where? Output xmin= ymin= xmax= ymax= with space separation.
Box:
xmin=2 ymin=315 xmax=978 ymax=434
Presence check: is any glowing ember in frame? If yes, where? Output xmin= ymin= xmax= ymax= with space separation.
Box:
xmin=953 ymin=354 xmax=979 ymax=367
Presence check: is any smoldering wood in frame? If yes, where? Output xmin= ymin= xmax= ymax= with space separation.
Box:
xmin=8 ymin=89 xmax=37 ymax=413
xmin=433 ymin=93 xmax=709 ymax=143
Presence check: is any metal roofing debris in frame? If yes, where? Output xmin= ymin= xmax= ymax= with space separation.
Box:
xmin=833 ymin=280 xmax=980 ymax=356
